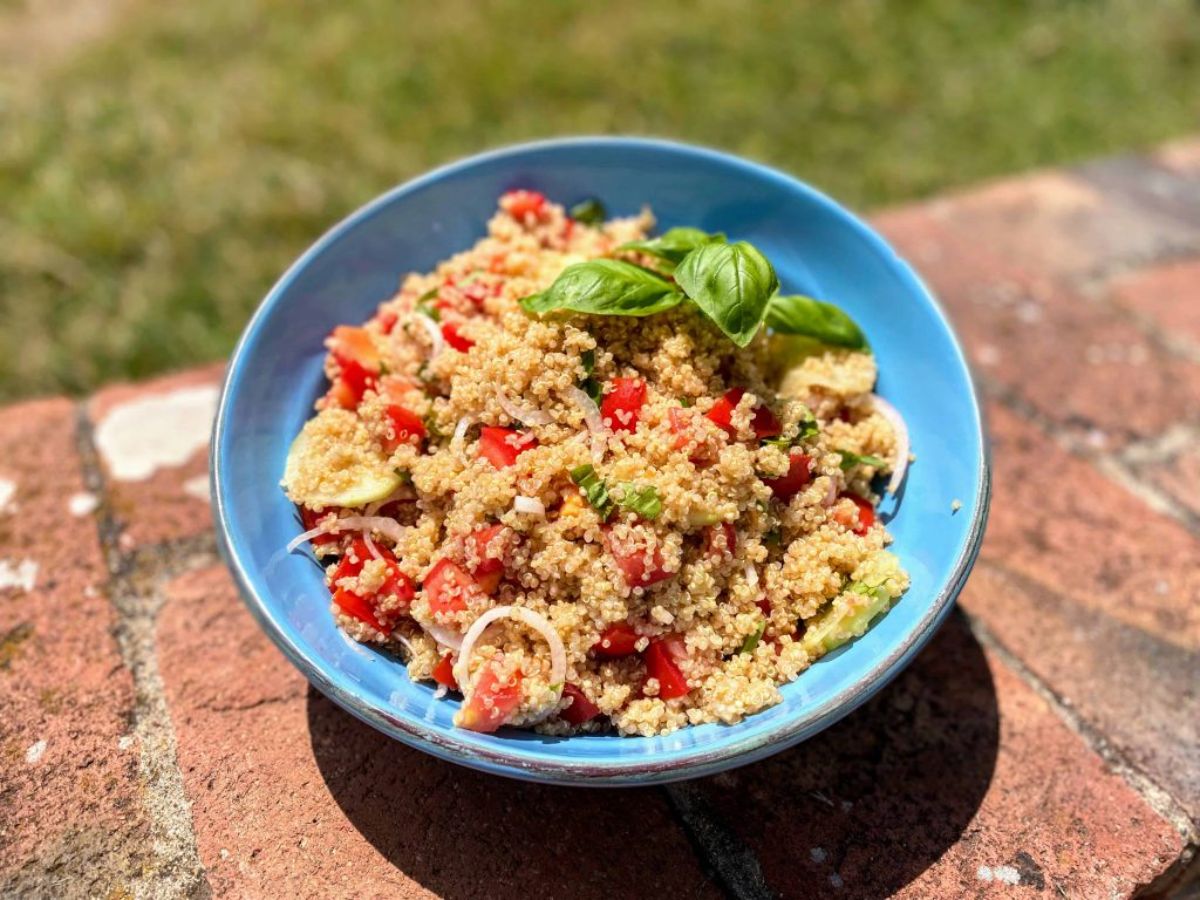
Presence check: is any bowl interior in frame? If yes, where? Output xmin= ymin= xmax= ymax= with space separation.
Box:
xmin=213 ymin=138 xmax=987 ymax=784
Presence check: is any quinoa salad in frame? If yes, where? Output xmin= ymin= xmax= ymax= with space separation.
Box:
xmin=282 ymin=190 xmax=911 ymax=737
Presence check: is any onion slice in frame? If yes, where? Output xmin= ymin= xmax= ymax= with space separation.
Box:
xmin=822 ymin=476 xmax=838 ymax=508
xmin=453 ymin=605 xmax=567 ymax=715
xmin=425 ymin=622 xmax=463 ymax=651
xmin=362 ymin=532 xmax=385 ymax=561
xmin=414 ymin=313 xmax=444 ymax=359
xmin=744 ymin=563 xmax=759 ymax=589
xmin=498 ymin=390 xmax=553 ymax=426
xmin=452 ymin=416 xmax=473 ymax=445
xmin=513 ymin=495 xmax=546 ymax=516
xmin=285 ymin=514 xmax=406 ymax=554
xmin=566 ymin=385 xmax=606 ymax=463
xmin=871 ymin=395 xmax=910 ymax=494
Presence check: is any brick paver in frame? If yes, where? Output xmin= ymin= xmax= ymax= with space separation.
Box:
xmin=4 ymin=140 xmax=1200 ymax=898
xmin=0 ymin=400 xmax=151 ymax=897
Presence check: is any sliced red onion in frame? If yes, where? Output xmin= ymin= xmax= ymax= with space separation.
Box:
xmin=425 ymin=622 xmax=464 ymax=651
xmin=498 ymin=390 xmax=553 ymax=426
xmin=452 ymin=416 xmax=473 ymax=445
xmin=513 ymin=495 xmax=546 ymax=516
xmin=433 ymin=684 xmax=449 ymax=700
xmin=363 ymin=532 xmax=385 ymax=561
xmin=871 ymin=395 xmax=910 ymax=494
xmin=286 ymin=524 xmax=335 ymax=554
xmin=414 ymin=313 xmax=443 ymax=359
xmin=453 ymin=605 xmax=567 ymax=712
xmin=566 ymin=386 xmax=606 ymax=463
xmin=822 ymin=477 xmax=838 ymax=507
xmin=393 ymin=632 xmax=416 ymax=657
xmin=744 ymin=563 xmax=759 ymax=589
xmin=286 ymin=514 xmax=407 ymax=554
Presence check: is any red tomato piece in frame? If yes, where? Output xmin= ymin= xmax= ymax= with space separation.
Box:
xmin=300 ymin=506 xmax=341 ymax=548
xmin=706 ymin=387 xmax=780 ymax=439
xmin=560 ymin=683 xmax=601 ymax=725
xmin=333 ymin=588 xmax=390 ymax=634
xmin=763 ymin=449 xmax=813 ymax=501
xmin=644 ymin=636 xmax=690 ymax=699
xmin=381 ymin=405 xmax=427 ymax=452
xmin=432 ymin=654 xmax=459 ymax=690
xmin=600 ymin=377 xmax=647 ymax=433
xmin=594 ymin=622 xmax=641 ymax=657
xmin=834 ymin=492 xmax=876 ymax=536
xmin=478 ymin=426 xmax=537 ymax=469
xmin=329 ymin=325 xmax=381 ymax=372
xmin=329 ymin=537 xmax=371 ymax=582
xmin=423 ymin=558 xmax=478 ymax=614
xmin=668 ymin=407 xmax=692 ymax=450
xmin=461 ymin=280 xmax=497 ymax=309
xmin=503 ymin=189 xmax=548 ymax=221
xmin=756 ymin=596 xmax=772 ymax=616
xmin=328 ymin=357 xmax=377 ymax=409
xmin=376 ymin=308 xmax=399 ymax=335
xmin=704 ymin=523 xmax=737 ymax=559
xmin=441 ymin=321 xmax=475 ymax=353
xmin=458 ymin=664 xmax=523 ymax=733
xmin=604 ymin=528 xmax=674 ymax=588
xmin=377 ymin=562 xmax=415 ymax=609
xmin=465 ymin=524 xmax=510 ymax=576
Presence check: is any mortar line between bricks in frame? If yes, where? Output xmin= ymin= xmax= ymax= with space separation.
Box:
xmin=960 ymin=589 xmax=1198 ymax=895
xmin=662 ymin=781 xmax=775 ymax=900
xmin=74 ymin=402 xmax=213 ymax=900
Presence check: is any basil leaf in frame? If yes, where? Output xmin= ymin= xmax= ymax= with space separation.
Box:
xmin=569 ymin=198 xmax=607 ymax=225
xmin=570 ymin=464 xmax=613 ymax=517
xmin=766 ymin=294 xmax=868 ymax=350
xmin=674 ymin=241 xmax=779 ymax=348
xmin=618 ymin=484 xmax=662 ymax=521
xmin=581 ymin=349 xmax=595 ymax=377
xmin=837 ymin=449 xmax=888 ymax=470
xmin=617 ymin=227 xmax=726 ymax=271
xmin=740 ymin=620 xmax=767 ymax=654
xmin=678 ymin=396 xmax=694 ymax=408
xmin=520 ymin=260 xmax=684 ymax=318
xmin=417 ymin=299 xmax=441 ymax=322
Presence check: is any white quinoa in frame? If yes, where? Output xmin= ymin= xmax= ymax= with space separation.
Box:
xmin=283 ymin=191 xmax=909 ymax=736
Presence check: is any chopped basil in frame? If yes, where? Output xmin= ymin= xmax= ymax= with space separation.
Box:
xmin=581 ymin=349 xmax=596 ymax=376
xmin=838 ymin=449 xmax=888 ymax=471
xmin=766 ymin=294 xmax=868 ymax=350
xmin=577 ymin=349 xmax=603 ymax=403
xmin=674 ymin=241 xmax=779 ymax=348
xmin=762 ymin=409 xmax=819 ymax=450
xmin=678 ymin=396 xmax=694 ymax=408
xmin=570 ymin=464 xmax=614 ymax=517
xmin=424 ymin=411 xmax=443 ymax=440
xmin=764 ymin=528 xmax=782 ymax=547
xmin=618 ymin=484 xmax=662 ymax=520
xmin=617 ymin=226 xmax=725 ymax=271
xmin=521 ymin=260 xmax=684 ymax=319
xmin=740 ymin=620 xmax=767 ymax=654
xmin=417 ymin=287 xmax=439 ymax=302
xmin=569 ymin=198 xmax=607 ymax=226
xmin=416 ymin=291 xmax=441 ymax=322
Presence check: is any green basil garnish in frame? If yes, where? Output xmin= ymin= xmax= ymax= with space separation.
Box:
xmin=740 ymin=620 xmax=767 ymax=654
xmin=521 ymin=260 xmax=684 ymax=318
xmin=837 ymin=449 xmax=888 ymax=470
xmin=674 ymin=241 xmax=779 ymax=348
xmin=581 ymin=349 xmax=596 ymax=376
xmin=578 ymin=350 xmax=603 ymax=403
xmin=678 ymin=396 xmax=694 ymax=408
xmin=766 ymin=294 xmax=867 ymax=350
xmin=617 ymin=226 xmax=725 ymax=271
xmin=569 ymin=198 xmax=607 ymax=226
xmin=570 ymin=464 xmax=614 ymax=517
xmin=618 ymin=484 xmax=662 ymax=521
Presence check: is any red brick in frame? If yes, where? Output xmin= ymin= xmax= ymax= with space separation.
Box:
xmin=874 ymin=206 xmax=1200 ymax=447
xmin=1111 ymin=258 xmax=1200 ymax=347
xmin=87 ymin=363 xmax=224 ymax=549
xmin=157 ymin=567 xmax=719 ymax=899
xmin=0 ymin=399 xmax=150 ymax=894
xmin=1143 ymin=442 xmax=1200 ymax=521
xmin=699 ymin=612 xmax=1182 ymax=898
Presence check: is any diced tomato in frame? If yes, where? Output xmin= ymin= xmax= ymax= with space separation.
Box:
xmin=381 ymin=405 xmax=427 ymax=452
xmin=756 ymin=597 xmax=772 ymax=617
xmin=329 ymin=537 xmax=371 ymax=582
xmin=503 ymin=189 xmax=548 ymax=221
xmin=763 ymin=449 xmax=813 ymax=501
xmin=441 ymin=321 xmax=474 ymax=353
xmin=377 ymin=562 xmax=415 ymax=609
xmin=706 ymin=387 xmax=780 ymax=439
xmin=644 ymin=636 xmax=690 ymax=699
xmin=328 ymin=357 xmax=377 ymax=409
xmin=704 ymin=523 xmax=737 ymax=559
xmin=432 ymin=654 xmax=459 ymax=690
xmin=300 ymin=506 xmax=341 ymax=548
xmin=330 ymin=537 xmax=412 ymax=617
xmin=594 ymin=622 xmax=641 ymax=657
xmin=458 ymin=663 xmax=523 ymax=733
xmin=376 ymin=308 xmax=399 ymax=335
xmin=423 ymin=558 xmax=478 ymax=614
xmin=605 ymin=530 xmax=674 ymax=588
xmin=600 ymin=377 xmax=647 ymax=433
xmin=461 ymin=280 xmax=497 ymax=309
xmin=329 ymin=325 xmax=381 ymax=372
xmin=478 ymin=426 xmax=537 ymax=469
xmin=560 ymin=683 xmax=601 ymax=725
xmin=465 ymin=524 xmax=509 ymax=576
xmin=332 ymin=588 xmax=390 ymax=634
xmin=668 ymin=407 xmax=692 ymax=450
xmin=833 ymin=492 xmax=876 ymax=536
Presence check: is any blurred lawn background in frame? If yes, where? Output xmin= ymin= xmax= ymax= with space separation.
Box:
xmin=1 ymin=0 xmax=1197 ymax=401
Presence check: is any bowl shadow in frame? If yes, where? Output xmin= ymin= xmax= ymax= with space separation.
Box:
xmin=307 ymin=608 xmax=998 ymax=898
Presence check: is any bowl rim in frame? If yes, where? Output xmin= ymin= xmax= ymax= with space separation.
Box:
xmin=211 ymin=135 xmax=992 ymax=786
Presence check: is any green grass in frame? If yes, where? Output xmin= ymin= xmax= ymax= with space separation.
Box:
xmin=1 ymin=0 xmax=1197 ymax=401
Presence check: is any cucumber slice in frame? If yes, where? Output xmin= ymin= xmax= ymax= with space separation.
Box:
xmin=801 ymin=583 xmax=892 ymax=658
xmin=283 ymin=408 xmax=401 ymax=508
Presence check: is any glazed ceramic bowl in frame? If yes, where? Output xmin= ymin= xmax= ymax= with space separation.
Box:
xmin=211 ymin=137 xmax=989 ymax=785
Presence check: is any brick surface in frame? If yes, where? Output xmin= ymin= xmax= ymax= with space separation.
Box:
xmin=963 ymin=402 xmax=1200 ymax=818
xmin=87 ymin=363 xmax=224 ymax=550
xmin=1111 ymin=258 xmax=1200 ymax=349
xmin=700 ymin=612 xmax=1183 ymax=899
xmin=0 ymin=399 xmax=150 ymax=896
xmin=157 ymin=567 xmax=720 ymax=899
xmin=874 ymin=206 xmax=1200 ymax=447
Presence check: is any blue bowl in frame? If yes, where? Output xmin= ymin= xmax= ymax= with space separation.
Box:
xmin=212 ymin=137 xmax=990 ymax=786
